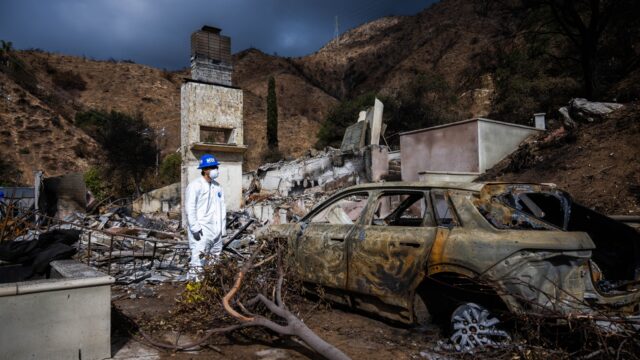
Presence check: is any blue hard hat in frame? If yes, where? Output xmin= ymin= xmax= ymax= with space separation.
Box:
xmin=198 ymin=154 xmax=219 ymax=169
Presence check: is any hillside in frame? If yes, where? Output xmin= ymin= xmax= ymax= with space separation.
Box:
xmin=0 ymin=48 xmax=337 ymax=184
xmin=2 ymin=0 xmax=515 ymax=186
xmin=0 ymin=69 xmax=102 ymax=183
xmin=1 ymin=0 xmax=637 ymax=191
xmin=479 ymin=103 xmax=640 ymax=215
xmin=292 ymin=0 xmax=503 ymax=117
xmin=232 ymin=49 xmax=338 ymax=168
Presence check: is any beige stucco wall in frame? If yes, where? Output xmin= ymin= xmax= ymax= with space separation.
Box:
xmin=400 ymin=121 xmax=479 ymax=181
xmin=477 ymin=120 xmax=541 ymax=172
xmin=399 ymin=119 xmax=542 ymax=182
xmin=133 ymin=182 xmax=181 ymax=214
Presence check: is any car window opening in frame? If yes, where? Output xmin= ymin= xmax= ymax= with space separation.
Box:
xmin=488 ymin=192 xmax=567 ymax=230
xmin=309 ymin=193 xmax=369 ymax=225
xmin=431 ymin=191 xmax=458 ymax=227
xmin=517 ymin=193 xmax=566 ymax=228
xmin=372 ymin=192 xmax=427 ymax=227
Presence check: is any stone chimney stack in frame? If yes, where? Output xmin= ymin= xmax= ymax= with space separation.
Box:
xmin=190 ymin=25 xmax=232 ymax=86
xmin=534 ymin=113 xmax=546 ymax=130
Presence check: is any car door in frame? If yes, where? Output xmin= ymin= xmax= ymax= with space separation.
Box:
xmin=426 ymin=189 xmax=461 ymax=274
xmin=347 ymin=190 xmax=436 ymax=308
xmin=295 ymin=192 xmax=370 ymax=290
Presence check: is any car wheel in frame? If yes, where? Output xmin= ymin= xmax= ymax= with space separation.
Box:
xmin=449 ymin=302 xmax=510 ymax=352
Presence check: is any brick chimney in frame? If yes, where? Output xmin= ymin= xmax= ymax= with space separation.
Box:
xmin=190 ymin=25 xmax=232 ymax=86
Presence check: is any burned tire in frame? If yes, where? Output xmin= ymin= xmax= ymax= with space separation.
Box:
xmin=449 ymin=302 xmax=510 ymax=351
xmin=420 ymin=273 xmax=509 ymax=327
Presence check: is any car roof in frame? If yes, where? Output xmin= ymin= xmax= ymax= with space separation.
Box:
xmin=334 ymin=181 xmax=558 ymax=194
xmin=337 ymin=181 xmax=485 ymax=193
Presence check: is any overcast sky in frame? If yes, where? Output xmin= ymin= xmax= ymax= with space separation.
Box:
xmin=0 ymin=0 xmax=435 ymax=70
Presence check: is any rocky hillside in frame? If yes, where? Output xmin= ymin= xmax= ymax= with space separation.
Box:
xmin=292 ymin=0 xmax=504 ymax=116
xmin=232 ymin=49 xmax=337 ymax=169
xmin=1 ymin=0 xmax=637 ymax=188
xmin=0 ymin=48 xmax=336 ymax=183
xmin=0 ymin=69 xmax=102 ymax=183
xmin=1 ymin=0 xmax=513 ymax=186
xmin=479 ymin=102 xmax=640 ymax=215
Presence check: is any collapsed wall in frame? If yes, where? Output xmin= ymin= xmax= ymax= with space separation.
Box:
xmin=241 ymin=146 xmax=390 ymax=224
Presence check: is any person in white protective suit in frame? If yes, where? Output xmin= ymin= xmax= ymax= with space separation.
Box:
xmin=185 ymin=154 xmax=226 ymax=280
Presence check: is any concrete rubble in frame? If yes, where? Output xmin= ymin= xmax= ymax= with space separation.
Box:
xmin=1 ymin=195 xmax=264 ymax=285
xmin=0 ymin=97 xmax=405 ymax=286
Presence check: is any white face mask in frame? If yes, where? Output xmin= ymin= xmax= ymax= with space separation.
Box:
xmin=209 ymin=168 xmax=219 ymax=179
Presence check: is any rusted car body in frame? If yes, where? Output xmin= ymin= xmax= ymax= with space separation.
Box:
xmin=259 ymin=182 xmax=640 ymax=324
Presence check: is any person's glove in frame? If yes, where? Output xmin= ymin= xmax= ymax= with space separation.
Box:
xmin=192 ymin=230 xmax=203 ymax=241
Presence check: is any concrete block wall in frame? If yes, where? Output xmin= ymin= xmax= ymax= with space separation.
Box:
xmin=400 ymin=120 xmax=479 ymax=181
xmin=0 ymin=260 xmax=113 ymax=360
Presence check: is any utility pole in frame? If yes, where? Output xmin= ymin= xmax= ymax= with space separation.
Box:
xmin=334 ymin=15 xmax=340 ymax=48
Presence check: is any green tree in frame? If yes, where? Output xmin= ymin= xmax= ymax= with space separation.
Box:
xmin=266 ymin=76 xmax=278 ymax=150
xmin=159 ymin=153 xmax=181 ymax=185
xmin=490 ymin=47 xmax=579 ymax=124
xmin=84 ymin=166 xmax=107 ymax=201
xmin=0 ymin=40 xmax=14 ymax=66
xmin=76 ymin=110 xmax=157 ymax=196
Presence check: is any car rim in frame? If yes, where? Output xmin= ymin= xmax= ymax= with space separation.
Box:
xmin=450 ymin=302 xmax=510 ymax=352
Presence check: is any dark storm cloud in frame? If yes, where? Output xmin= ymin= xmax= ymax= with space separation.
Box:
xmin=0 ymin=0 xmax=435 ymax=70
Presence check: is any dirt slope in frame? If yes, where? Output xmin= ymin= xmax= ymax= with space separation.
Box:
xmin=292 ymin=0 xmax=503 ymax=117
xmin=479 ymin=103 xmax=640 ymax=215
xmin=232 ymin=49 xmax=338 ymax=169
xmin=0 ymin=48 xmax=336 ymax=181
xmin=0 ymin=70 xmax=102 ymax=183
xmin=1 ymin=0 xmax=511 ymax=184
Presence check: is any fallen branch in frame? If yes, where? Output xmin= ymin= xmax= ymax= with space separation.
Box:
xmin=140 ymin=240 xmax=349 ymax=359
xmin=221 ymin=242 xmax=351 ymax=360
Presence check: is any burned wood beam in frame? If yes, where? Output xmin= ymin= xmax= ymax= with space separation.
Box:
xmin=222 ymin=218 xmax=255 ymax=250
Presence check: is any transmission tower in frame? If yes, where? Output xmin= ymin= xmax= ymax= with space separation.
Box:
xmin=334 ymin=15 xmax=340 ymax=48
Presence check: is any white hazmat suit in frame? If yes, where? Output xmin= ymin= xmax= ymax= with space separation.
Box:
xmin=185 ymin=176 xmax=226 ymax=277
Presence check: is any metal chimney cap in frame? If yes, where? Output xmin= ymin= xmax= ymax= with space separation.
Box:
xmin=201 ymin=25 xmax=222 ymax=34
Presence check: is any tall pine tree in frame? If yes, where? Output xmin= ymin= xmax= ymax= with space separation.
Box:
xmin=267 ymin=76 xmax=278 ymax=150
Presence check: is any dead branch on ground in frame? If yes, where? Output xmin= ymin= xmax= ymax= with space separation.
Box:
xmin=140 ymin=240 xmax=350 ymax=360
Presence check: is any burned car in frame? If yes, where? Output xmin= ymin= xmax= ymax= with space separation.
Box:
xmin=259 ymin=182 xmax=640 ymax=348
